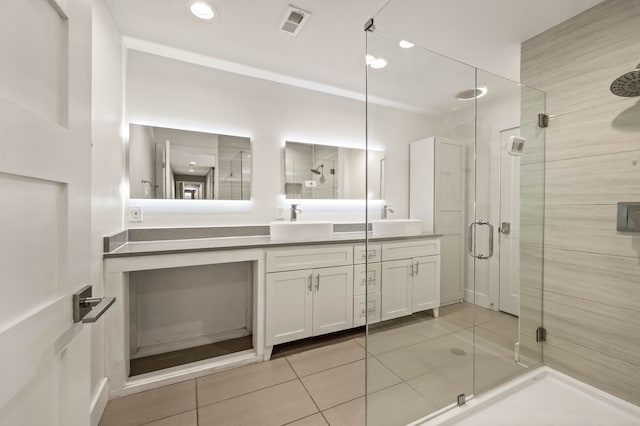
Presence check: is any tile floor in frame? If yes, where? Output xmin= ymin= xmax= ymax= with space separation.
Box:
xmin=100 ymin=303 xmax=534 ymax=426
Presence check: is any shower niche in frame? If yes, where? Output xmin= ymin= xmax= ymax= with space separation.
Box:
xmin=128 ymin=262 xmax=254 ymax=376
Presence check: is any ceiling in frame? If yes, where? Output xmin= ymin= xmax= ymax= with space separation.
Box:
xmin=104 ymin=0 xmax=603 ymax=109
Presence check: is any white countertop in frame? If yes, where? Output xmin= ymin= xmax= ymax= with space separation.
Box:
xmin=104 ymin=232 xmax=441 ymax=258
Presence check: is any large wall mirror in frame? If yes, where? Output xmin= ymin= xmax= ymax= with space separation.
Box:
xmin=284 ymin=141 xmax=384 ymax=200
xmin=129 ymin=124 xmax=251 ymax=200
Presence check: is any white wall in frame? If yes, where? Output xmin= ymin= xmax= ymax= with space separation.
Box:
xmin=90 ymin=0 xmax=125 ymax=422
xmin=125 ymin=50 xmax=435 ymax=227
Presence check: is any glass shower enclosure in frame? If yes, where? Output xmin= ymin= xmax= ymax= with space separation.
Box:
xmin=364 ymin=3 xmax=546 ymax=424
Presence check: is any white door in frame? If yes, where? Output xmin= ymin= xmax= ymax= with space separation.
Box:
xmin=381 ymin=259 xmax=413 ymax=320
xmin=266 ymin=270 xmax=314 ymax=346
xmin=412 ymin=256 xmax=441 ymax=313
xmin=0 ymin=0 xmax=92 ymax=425
xmin=499 ymin=128 xmax=521 ymax=316
xmin=312 ymin=266 xmax=353 ymax=336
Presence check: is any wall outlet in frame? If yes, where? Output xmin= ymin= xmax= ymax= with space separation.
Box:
xmin=129 ymin=206 xmax=143 ymax=222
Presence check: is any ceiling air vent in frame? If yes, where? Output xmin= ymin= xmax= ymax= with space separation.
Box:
xmin=280 ymin=5 xmax=311 ymax=36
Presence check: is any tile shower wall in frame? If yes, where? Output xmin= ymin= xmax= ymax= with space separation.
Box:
xmin=521 ymin=0 xmax=640 ymax=405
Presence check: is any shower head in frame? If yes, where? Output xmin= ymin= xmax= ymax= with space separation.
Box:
xmin=610 ymin=63 xmax=640 ymax=97
xmin=310 ymin=164 xmax=323 ymax=175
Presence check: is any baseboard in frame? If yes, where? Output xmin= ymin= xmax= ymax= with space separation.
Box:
xmin=90 ymin=377 xmax=109 ymax=426
xmin=464 ymin=289 xmax=491 ymax=309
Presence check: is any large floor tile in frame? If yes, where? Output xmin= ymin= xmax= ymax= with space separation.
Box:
xmin=100 ymin=380 xmax=196 ymax=426
xmin=141 ymin=410 xmax=197 ymax=426
xmin=196 ymin=358 xmax=296 ymax=407
xmin=448 ymin=304 xmax=504 ymax=325
xmin=322 ymin=397 xmax=364 ymax=426
xmin=301 ymin=360 xmax=365 ymax=410
xmin=367 ymin=383 xmax=436 ymax=426
xmin=475 ymin=325 xmax=517 ymax=353
xmin=475 ymin=354 xmax=526 ymax=394
xmin=367 ymin=357 xmax=403 ymax=393
xmin=376 ymin=329 xmax=474 ymax=382
xmin=287 ymin=413 xmax=329 ymax=426
xmin=198 ymin=380 xmax=317 ymax=426
xmin=414 ymin=315 xmax=473 ymax=340
xmin=407 ymin=365 xmax=473 ymax=410
xmin=301 ymin=357 xmax=399 ymax=411
xmin=287 ymin=339 xmax=364 ymax=377
xmin=364 ymin=323 xmax=429 ymax=356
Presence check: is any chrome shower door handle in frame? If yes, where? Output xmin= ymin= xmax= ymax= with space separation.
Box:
xmin=468 ymin=220 xmax=494 ymax=260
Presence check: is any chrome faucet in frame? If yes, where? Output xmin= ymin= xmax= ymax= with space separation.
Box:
xmin=381 ymin=204 xmax=395 ymax=219
xmin=290 ymin=204 xmax=302 ymax=221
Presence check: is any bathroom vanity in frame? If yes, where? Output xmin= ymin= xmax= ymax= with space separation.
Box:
xmin=103 ymin=227 xmax=440 ymax=396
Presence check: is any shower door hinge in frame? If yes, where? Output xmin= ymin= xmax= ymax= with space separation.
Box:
xmin=364 ymin=18 xmax=375 ymax=32
xmin=536 ymin=326 xmax=547 ymax=342
xmin=538 ymin=113 xmax=549 ymax=128
xmin=457 ymin=393 xmax=466 ymax=406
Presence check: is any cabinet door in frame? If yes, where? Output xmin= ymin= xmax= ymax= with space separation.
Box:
xmin=353 ymin=262 xmax=381 ymax=296
xmin=266 ymin=269 xmax=313 ymax=346
xmin=312 ymin=265 xmax=353 ymax=336
xmin=381 ymin=259 xmax=414 ymax=320
xmin=412 ymin=256 xmax=441 ymax=313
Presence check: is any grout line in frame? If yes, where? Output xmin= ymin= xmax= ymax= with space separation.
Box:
xmin=137 ymin=408 xmax=195 ymax=426
xmin=285 ymin=357 xmax=301 ymax=379
xmin=295 ymin=371 xmax=325 ymax=421
xmin=285 ymin=345 xmax=366 ymax=378
xmin=283 ymin=357 xmax=332 ymax=424
xmin=281 ymin=412 xmax=326 ymax=426
xmin=196 ymin=377 xmax=300 ymax=410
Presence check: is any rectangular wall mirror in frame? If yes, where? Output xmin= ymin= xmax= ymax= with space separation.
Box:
xmin=129 ymin=124 xmax=251 ymax=200
xmin=284 ymin=141 xmax=384 ymax=200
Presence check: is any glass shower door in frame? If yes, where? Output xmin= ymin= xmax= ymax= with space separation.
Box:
xmin=365 ymin=28 xmax=477 ymax=425
xmin=364 ymin=10 xmax=546 ymax=426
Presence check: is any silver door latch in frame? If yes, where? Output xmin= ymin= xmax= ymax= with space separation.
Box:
xmin=499 ymin=222 xmax=511 ymax=234
xmin=73 ymin=285 xmax=116 ymax=323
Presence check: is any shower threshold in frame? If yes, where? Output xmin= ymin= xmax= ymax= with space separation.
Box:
xmin=411 ymin=366 xmax=640 ymax=425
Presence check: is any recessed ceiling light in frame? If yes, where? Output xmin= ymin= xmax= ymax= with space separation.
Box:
xmin=188 ymin=161 xmax=197 ymax=166
xmin=455 ymin=86 xmax=488 ymax=100
xmin=399 ymin=40 xmax=414 ymax=49
xmin=365 ymin=54 xmax=375 ymax=65
xmin=189 ymin=1 xmax=217 ymax=20
xmin=370 ymin=57 xmax=389 ymax=69
xmin=188 ymin=168 xmax=195 ymax=172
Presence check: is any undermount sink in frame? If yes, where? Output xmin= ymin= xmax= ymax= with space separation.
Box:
xmin=372 ymin=219 xmax=423 ymax=237
xmin=270 ymin=221 xmax=333 ymax=242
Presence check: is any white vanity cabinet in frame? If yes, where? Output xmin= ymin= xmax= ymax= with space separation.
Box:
xmin=265 ymin=245 xmax=353 ymax=346
xmin=381 ymin=239 xmax=441 ymax=321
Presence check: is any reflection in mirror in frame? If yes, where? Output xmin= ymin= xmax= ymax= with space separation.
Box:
xmin=284 ymin=141 xmax=384 ymax=200
xmin=129 ymin=124 xmax=251 ymax=200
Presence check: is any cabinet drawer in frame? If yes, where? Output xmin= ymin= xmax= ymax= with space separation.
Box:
xmin=266 ymin=244 xmax=353 ymax=273
xmin=353 ymin=262 xmax=381 ymax=296
xmin=353 ymin=293 xmax=381 ymax=327
xmin=382 ymin=239 xmax=440 ymax=261
xmin=354 ymin=244 xmax=382 ymax=264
